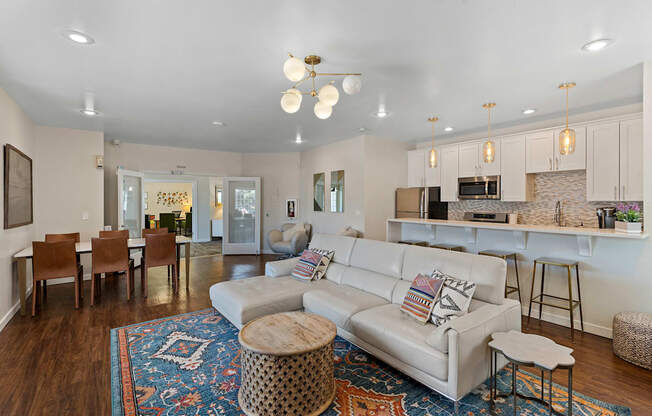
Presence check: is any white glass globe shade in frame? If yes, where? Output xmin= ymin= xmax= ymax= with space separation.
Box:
xmin=283 ymin=57 xmax=306 ymax=82
xmin=318 ymin=84 xmax=339 ymax=106
xmin=342 ymin=75 xmax=362 ymax=95
xmin=314 ymin=101 xmax=332 ymax=119
xmin=280 ymin=89 xmax=302 ymax=113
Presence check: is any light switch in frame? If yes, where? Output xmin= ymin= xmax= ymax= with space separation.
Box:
xmin=82 ymin=211 xmax=89 ymax=220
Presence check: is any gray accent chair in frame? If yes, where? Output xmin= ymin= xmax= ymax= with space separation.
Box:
xmin=267 ymin=223 xmax=312 ymax=257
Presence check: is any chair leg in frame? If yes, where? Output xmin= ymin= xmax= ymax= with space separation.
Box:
xmin=43 ymin=281 xmax=47 ymax=303
xmin=567 ymin=266 xmax=575 ymax=340
xmin=512 ymin=254 xmax=522 ymax=305
xmin=167 ymin=265 xmax=170 ymax=283
xmin=32 ymin=279 xmax=38 ymax=317
xmin=538 ymin=264 xmax=546 ymax=320
xmin=74 ymin=273 xmax=80 ymax=310
xmin=526 ymin=261 xmax=537 ymax=327
xmin=126 ymin=267 xmax=132 ymax=301
xmin=79 ymin=266 xmax=84 ymax=300
xmin=143 ymin=267 xmax=148 ymax=298
xmin=171 ymin=265 xmax=177 ymax=292
xmin=91 ymin=273 xmax=96 ymax=306
xmin=575 ymin=264 xmax=584 ymax=333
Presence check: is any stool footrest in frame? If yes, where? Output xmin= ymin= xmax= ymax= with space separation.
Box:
xmin=530 ymin=294 xmax=581 ymax=311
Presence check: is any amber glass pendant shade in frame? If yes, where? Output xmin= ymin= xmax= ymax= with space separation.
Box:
xmin=559 ymin=128 xmax=576 ymax=155
xmin=483 ymin=140 xmax=495 ymax=163
xmin=429 ymin=148 xmax=437 ymax=168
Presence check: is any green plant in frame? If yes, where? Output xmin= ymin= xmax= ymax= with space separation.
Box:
xmin=615 ymin=203 xmax=641 ymax=223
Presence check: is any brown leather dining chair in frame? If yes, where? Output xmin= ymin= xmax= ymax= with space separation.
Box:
xmin=91 ymin=237 xmax=134 ymax=305
xmin=43 ymin=232 xmax=82 ymax=299
xmin=32 ymin=240 xmax=83 ymax=316
xmin=99 ymin=229 xmax=129 ymax=239
xmin=142 ymin=233 xmax=177 ymax=297
xmin=141 ymin=228 xmax=172 ymax=281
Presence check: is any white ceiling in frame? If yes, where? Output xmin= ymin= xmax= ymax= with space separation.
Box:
xmin=0 ymin=0 xmax=651 ymax=152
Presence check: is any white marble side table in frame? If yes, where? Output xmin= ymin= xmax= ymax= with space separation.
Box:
xmin=489 ymin=330 xmax=575 ymax=416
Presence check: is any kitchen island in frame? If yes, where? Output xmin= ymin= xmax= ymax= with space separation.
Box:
xmin=387 ymin=218 xmax=647 ymax=257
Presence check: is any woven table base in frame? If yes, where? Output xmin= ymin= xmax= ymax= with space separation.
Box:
xmin=238 ymin=342 xmax=335 ymax=416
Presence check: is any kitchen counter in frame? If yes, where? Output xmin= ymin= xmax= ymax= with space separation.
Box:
xmin=387 ymin=218 xmax=648 ymax=256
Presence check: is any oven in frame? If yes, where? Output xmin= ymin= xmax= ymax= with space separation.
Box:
xmin=457 ymin=176 xmax=501 ymax=200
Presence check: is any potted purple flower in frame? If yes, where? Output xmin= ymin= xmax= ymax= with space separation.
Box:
xmin=615 ymin=203 xmax=642 ymax=234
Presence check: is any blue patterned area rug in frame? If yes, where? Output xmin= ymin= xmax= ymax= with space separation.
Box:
xmin=111 ymin=310 xmax=630 ymax=415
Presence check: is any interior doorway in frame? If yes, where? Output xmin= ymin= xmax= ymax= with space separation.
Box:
xmin=143 ymin=176 xmax=197 ymax=241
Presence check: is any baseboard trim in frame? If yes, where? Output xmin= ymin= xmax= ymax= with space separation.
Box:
xmin=521 ymin=305 xmax=613 ymax=339
xmin=0 ymin=285 xmax=33 ymax=332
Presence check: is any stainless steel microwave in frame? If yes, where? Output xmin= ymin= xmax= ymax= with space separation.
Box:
xmin=458 ymin=176 xmax=501 ymax=200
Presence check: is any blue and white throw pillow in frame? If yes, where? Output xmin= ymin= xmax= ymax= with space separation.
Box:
xmin=430 ymin=270 xmax=477 ymax=327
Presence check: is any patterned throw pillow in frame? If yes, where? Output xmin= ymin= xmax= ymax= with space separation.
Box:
xmin=290 ymin=250 xmax=323 ymax=281
xmin=310 ymin=248 xmax=334 ymax=280
xmin=430 ymin=270 xmax=477 ymax=327
xmin=400 ymin=274 xmax=444 ymax=323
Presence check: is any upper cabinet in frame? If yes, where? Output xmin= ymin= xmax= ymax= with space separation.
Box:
xmin=619 ymin=118 xmax=643 ymax=201
xmin=407 ymin=149 xmax=426 ymax=187
xmin=587 ymin=122 xmax=621 ymax=201
xmin=440 ymin=145 xmax=459 ymax=202
xmin=526 ymin=129 xmax=586 ymax=173
xmin=458 ymin=140 xmax=501 ymax=177
xmin=501 ymin=134 xmax=532 ymax=201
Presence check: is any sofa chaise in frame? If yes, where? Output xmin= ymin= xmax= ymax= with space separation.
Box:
xmin=209 ymin=233 xmax=521 ymax=408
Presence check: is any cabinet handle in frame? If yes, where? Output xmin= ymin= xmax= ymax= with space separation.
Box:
xmin=614 ymin=186 xmax=617 ymax=200
xmin=548 ymin=157 xmax=552 ymax=171
xmin=622 ymin=185 xmax=626 ymax=200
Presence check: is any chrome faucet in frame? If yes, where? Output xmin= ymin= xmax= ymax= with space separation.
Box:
xmin=554 ymin=200 xmax=562 ymax=226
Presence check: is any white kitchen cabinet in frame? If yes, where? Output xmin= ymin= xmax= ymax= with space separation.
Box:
xmin=555 ymin=127 xmax=586 ymax=171
xmin=526 ymin=130 xmax=555 ymax=173
xmin=478 ymin=138 xmax=501 ymax=176
xmin=458 ymin=142 xmax=480 ymax=178
xmin=458 ymin=140 xmax=501 ymax=177
xmin=407 ymin=149 xmax=426 ymax=187
xmin=424 ymin=147 xmax=441 ymax=187
xmin=440 ymin=145 xmax=459 ymax=202
xmin=500 ymin=134 xmax=532 ymax=201
xmin=587 ymin=122 xmax=620 ymax=201
xmin=619 ymin=118 xmax=643 ymax=201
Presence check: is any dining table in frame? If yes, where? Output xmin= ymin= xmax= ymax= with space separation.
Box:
xmin=13 ymin=235 xmax=192 ymax=316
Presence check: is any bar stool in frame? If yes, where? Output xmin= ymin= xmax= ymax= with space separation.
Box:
xmin=398 ymin=240 xmax=429 ymax=247
xmin=527 ymin=257 xmax=584 ymax=340
xmin=478 ymin=250 xmax=521 ymax=304
xmin=430 ymin=243 xmax=464 ymax=252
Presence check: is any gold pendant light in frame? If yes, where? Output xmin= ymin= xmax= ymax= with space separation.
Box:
xmin=428 ymin=116 xmax=439 ymax=168
xmin=558 ymin=82 xmax=576 ymax=155
xmin=482 ymin=103 xmax=496 ymax=163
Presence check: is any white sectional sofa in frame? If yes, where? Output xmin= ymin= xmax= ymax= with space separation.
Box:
xmin=209 ymin=234 xmax=521 ymax=405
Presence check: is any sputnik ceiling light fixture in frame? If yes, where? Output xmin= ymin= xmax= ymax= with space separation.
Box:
xmin=280 ymin=53 xmax=362 ymax=120
xmin=482 ymin=102 xmax=496 ymax=163
xmin=427 ymin=117 xmax=438 ymax=168
xmin=558 ymin=82 xmax=576 ymax=155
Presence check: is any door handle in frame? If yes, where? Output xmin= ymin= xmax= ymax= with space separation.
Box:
xmin=555 ymin=157 xmax=559 ymax=170
xmin=548 ymin=157 xmax=552 ymax=171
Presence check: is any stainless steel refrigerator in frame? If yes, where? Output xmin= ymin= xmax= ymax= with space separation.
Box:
xmin=395 ymin=187 xmax=448 ymax=219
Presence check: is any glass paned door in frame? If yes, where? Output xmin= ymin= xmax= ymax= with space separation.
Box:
xmin=222 ymin=177 xmax=261 ymax=255
xmin=117 ymin=169 xmax=144 ymax=238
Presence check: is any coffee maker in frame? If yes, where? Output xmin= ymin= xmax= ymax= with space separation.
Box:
xmin=596 ymin=207 xmax=616 ymax=229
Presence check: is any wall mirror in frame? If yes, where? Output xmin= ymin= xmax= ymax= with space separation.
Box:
xmin=313 ymin=172 xmax=325 ymax=212
xmin=330 ymin=170 xmax=344 ymax=213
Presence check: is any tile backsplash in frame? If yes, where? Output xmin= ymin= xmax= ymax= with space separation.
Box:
xmin=448 ymin=170 xmax=643 ymax=227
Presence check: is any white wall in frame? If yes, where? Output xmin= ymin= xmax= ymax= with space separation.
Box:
xmin=299 ymin=136 xmax=366 ymax=236
xmin=144 ymin=182 xmax=193 ymax=218
xmin=0 ymin=88 xmax=35 ymax=329
xmin=33 ymin=126 xmax=105 ymax=279
xmin=242 ymin=153 xmax=301 ymax=251
xmin=364 ymin=136 xmax=408 ymax=240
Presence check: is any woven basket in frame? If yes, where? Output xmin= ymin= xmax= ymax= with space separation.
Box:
xmin=612 ymin=312 xmax=652 ymax=370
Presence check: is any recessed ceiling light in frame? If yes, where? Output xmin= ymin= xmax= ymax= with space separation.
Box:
xmin=359 ymin=127 xmax=367 ymax=132
xmin=581 ymin=38 xmax=612 ymax=52
xmin=444 ymin=126 xmax=454 ymax=132
xmin=212 ymin=121 xmax=225 ymax=126
xmin=522 ymin=108 xmax=536 ymax=115
xmin=80 ymin=108 xmax=99 ymax=116
xmin=63 ymin=30 xmax=95 ymax=45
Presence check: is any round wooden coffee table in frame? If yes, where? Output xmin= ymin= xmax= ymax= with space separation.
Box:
xmin=238 ymin=312 xmax=337 ymax=416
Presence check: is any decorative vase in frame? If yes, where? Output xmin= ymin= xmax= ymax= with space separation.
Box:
xmin=615 ymin=221 xmax=642 ymax=234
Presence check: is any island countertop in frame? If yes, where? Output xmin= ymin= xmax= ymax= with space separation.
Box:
xmin=387 ymin=218 xmax=649 ymax=240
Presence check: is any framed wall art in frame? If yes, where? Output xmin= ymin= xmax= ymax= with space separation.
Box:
xmin=3 ymin=144 xmax=33 ymax=229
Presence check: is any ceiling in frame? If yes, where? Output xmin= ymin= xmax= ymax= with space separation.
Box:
xmin=0 ymin=0 xmax=651 ymax=152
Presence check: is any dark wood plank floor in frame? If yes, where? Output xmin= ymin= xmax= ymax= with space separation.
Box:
xmin=0 ymin=254 xmax=649 ymax=415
